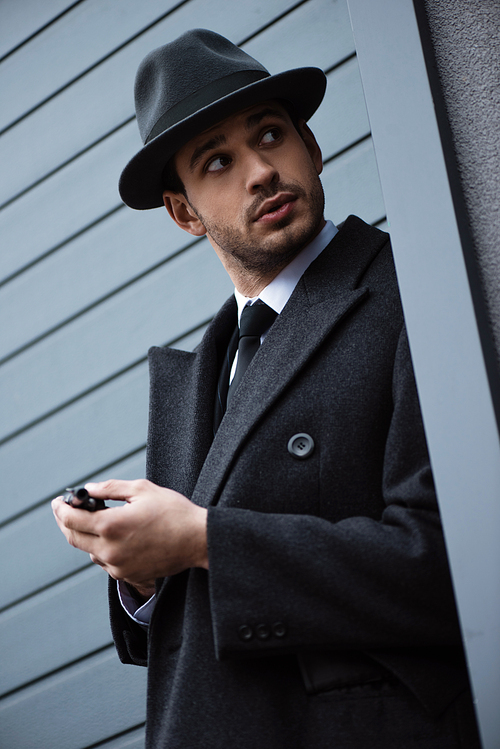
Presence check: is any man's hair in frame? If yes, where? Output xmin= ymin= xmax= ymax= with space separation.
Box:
xmin=161 ymin=100 xmax=303 ymax=198
xmin=161 ymin=157 xmax=187 ymax=197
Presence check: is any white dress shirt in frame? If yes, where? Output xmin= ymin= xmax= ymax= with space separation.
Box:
xmin=119 ymin=219 xmax=338 ymax=625
xmin=231 ymin=220 xmax=337 ymax=379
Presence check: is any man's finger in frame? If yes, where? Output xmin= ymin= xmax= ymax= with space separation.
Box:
xmin=51 ymin=497 xmax=99 ymax=535
xmin=84 ymin=478 xmax=151 ymax=502
xmin=51 ymin=502 xmax=102 ymax=555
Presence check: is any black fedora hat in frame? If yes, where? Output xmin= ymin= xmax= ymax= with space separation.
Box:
xmin=119 ymin=29 xmax=327 ymax=210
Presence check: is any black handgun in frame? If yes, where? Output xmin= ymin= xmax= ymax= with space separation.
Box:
xmin=62 ymin=487 xmax=106 ymax=512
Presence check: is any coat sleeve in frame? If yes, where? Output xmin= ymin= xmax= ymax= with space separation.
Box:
xmin=108 ymin=576 xmax=148 ymax=667
xmin=206 ymin=326 xmax=461 ymax=659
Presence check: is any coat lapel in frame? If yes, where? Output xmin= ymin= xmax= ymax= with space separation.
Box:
xmin=146 ymin=295 xmax=237 ymax=497
xmin=190 ymin=216 xmax=389 ymax=508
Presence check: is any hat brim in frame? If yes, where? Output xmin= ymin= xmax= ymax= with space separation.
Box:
xmin=119 ymin=67 xmax=327 ymax=210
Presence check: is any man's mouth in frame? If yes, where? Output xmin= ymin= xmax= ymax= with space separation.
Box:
xmin=253 ymin=193 xmax=297 ymax=223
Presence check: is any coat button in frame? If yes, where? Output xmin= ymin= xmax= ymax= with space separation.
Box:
xmin=287 ymin=433 xmax=315 ymax=459
xmin=272 ymin=621 xmax=288 ymax=638
xmin=238 ymin=624 xmax=254 ymax=642
xmin=256 ymin=623 xmax=271 ymax=640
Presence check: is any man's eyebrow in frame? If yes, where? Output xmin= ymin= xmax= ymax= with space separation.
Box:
xmin=245 ymin=107 xmax=288 ymax=130
xmin=187 ymin=108 xmax=287 ymax=172
xmin=189 ymin=134 xmax=226 ymax=173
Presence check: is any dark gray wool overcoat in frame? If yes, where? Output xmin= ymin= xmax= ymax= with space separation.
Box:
xmin=109 ymin=216 xmax=479 ymax=748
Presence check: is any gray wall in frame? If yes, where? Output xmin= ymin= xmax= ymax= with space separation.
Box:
xmin=424 ymin=0 xmax=500 ymax=369
xmin=0 ymin=1 xmax=385 ymax=745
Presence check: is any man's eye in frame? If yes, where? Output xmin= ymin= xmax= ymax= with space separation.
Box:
xmin=206 ymin=155 xmax=231 ymax=173
xmin=260 ymin=128 xmax=281 ymax=144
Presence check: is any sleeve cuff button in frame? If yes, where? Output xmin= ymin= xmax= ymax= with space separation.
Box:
xmin=256 ymin=623 xmax=271 ymax=640
xmin=238 ymin=624 xmax=254 ymax=641
xmin=272 ymin=621 xmax=287 ymax=638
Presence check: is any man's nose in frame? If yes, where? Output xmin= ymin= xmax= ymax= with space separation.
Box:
xmin=245 ymin=152 xmax=279 ymax=193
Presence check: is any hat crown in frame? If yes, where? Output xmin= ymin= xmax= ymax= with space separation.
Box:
xmin=119 ymin=29 xmax=326 ymax=209
xmin=134 ymin=29 xmax=269 ymax=144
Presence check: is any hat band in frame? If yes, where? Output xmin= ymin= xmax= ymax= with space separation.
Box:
xmin=145 ymin=69 xmax=269 ymax=144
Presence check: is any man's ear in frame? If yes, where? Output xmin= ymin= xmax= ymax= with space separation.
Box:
xmin=298 ymin=120 xmax=323 ymax=176
xmin=163 ymin=192 xmax=207 ymax=236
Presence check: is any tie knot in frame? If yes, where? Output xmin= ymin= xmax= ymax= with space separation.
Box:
xmin=239 ymin=301 xmax=277 ymax=339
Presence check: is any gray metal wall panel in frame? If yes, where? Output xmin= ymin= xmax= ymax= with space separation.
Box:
xmin=323 ymin=137 xmax=384 ymax=225
xmin=0 ymin=649 xmax=147 ymax=748
xmin=0 ymin=122 xmax=136 ymax=281
xmin=310 ymin=56 xmax=370 ymax=156
xmin=0 ymin=0 xmax=181 ymax=131
xmin=0 ymin=0 xmax=75 ymax=59
xmin=0 ymin=239 xmax=232 ymax=443
xmin=100 ymin=728 xmax=146 ymax=749
xmin=0 ymin=207 xmax=188 ymax=360
xmin=0 ymin=360 xmax=150 ymax=522
xmin=0 ymin=566 xmax=110 ymax=696
xmin=245 ymin=0 xmax=354 ymax=69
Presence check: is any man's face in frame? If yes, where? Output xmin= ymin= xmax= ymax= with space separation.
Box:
xmin=163 ymin=101 xmax=325 ymax=283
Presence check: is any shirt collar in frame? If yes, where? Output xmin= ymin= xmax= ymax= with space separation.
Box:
xmin=234 ymin=220 xmax=337 ymax=323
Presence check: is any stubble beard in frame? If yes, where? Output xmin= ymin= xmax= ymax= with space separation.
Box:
xmin=187 ymin=171 xmax=325 ymax=277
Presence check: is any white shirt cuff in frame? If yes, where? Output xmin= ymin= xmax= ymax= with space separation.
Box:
xmin=117 ymin=580 xmax=155 ymax=628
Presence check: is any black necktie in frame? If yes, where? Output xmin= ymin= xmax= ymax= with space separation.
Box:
xmin=227 ymin=300 xmax=277 ymax=406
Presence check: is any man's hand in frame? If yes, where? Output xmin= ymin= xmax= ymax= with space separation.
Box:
xmin=51 ymin=479 xmax=208 ymax=591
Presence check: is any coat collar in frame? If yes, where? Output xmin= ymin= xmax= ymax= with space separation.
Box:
xmin=189 ymin=215 xmax=389 ymax=507
xmin=146 ymin=294 xmax=236 ymax=495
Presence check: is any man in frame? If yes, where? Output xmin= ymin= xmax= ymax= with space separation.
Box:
xmin=53 ymin=29 xmax=480 ymax=748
